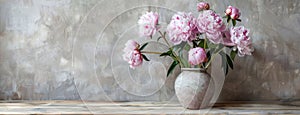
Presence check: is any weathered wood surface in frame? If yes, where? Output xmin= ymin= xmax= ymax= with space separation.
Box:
xmin=0 ymin=101 xmax=300 ymax=114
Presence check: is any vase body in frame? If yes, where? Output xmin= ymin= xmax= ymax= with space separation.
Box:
xmin=174 ymin=68 xmax=214 ymax=110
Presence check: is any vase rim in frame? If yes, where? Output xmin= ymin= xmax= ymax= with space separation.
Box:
xmin=181 ymin=68 xmax=206 ymax=71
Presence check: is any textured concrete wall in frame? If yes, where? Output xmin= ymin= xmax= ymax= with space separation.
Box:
xmin=0 ymin=0 xmax=299 ymax=101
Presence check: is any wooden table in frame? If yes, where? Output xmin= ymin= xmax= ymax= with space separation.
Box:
xmin=0 ymin=100 xmax=300 ymax=114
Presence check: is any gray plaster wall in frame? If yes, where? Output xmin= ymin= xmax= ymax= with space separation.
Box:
xmin=0 ymin=0 xmax=299 ymax=101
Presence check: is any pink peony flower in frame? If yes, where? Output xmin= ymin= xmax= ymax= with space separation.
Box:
xmin=197 ymin=2 xmax=210 ymax=11
xmin=123 ymin=40 xmax=143 ymax=68
xmin=138 ymin=12 xmax=159 ymax=37
xmin=225 ymin=6 xmax=241 ymax=20
xmin=221 ymin=29 xmax=235 ymax=46
xmin=188 ymin=47 xmax=207 ymax=65
xmin=230 ymin=26 xmax=253 ymax=56
xmin=167 ymin=12 xmax=198 ymax=45
xmin=123 ymin=40 xmax=139 ymax=51
xmin=197 ymin=10 xmax=226 ymax=44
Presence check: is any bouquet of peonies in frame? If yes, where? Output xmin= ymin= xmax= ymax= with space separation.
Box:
xmin=123 ymin=2 xmax=254 ymax=76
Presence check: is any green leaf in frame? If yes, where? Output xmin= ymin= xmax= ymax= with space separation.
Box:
xmin=142 ymin=54 xmax=150 ymax=61
xmin=227 ymin=16 xmax=231 ymax=23
xmin=197 ymin=39 xmax=207 ymax=48
xmin=178 ymin=49 xmax=189 ymax=68
xmin=226 ymin=46 xmax=234 ymax=49
xmin=220 ymin=51 xmax=229 ymax=76
xmin=184 ymin=43 xmax=191 ymax=51
xmin=204 ymin=50 xmax=211 ymax=67
xmin=139 ymin=43 xmax=148 ymax=51
xmin=199 ymin=41 xmax=204 ymax=48
xmin=160 ymin=49 xmax=178 ymax=62
xmin=210 ymin=48 xmax=216 ymax=54
xmin=214 ymin=45 xmax=224 ymax=54
xmin=232 ymin=19 xmax=237 ymax=26
xmin=192 ymin=40 xmax=198 ymax=48
xmin=203 ymin=39 xmax=208 ymax=49
xmin=236 ymin=19 xmax=242 ymax=22
xmin=169 ymin=54 xmax=177 ymax=61
xmin=157 ymin=36 xmax=162 ymax=41
xmin=206 ymin=50 xmax=211 ymax=62
xmin=198 ymin=39 xmax=207 ymax=48
xmin=207 ymin=42 xmax=218 ymax=49
xmin=222 ymin=16 xmax=228 ymax=18
xmin=224 ymin=63 xmax=229 ymax=75
xmin=181 ymin=58 xmax=189 ymax=68
xmin=230 ymin=50 xmax=237 ymax=61
xmin=172 ymin=42 xmax=186 ymax=51
xmin=160 ymin=50 xmax=172 ymax=57
xmin=167 ymin=61 xmax=179 ymax=77
xmin=226 ymin=54 xmax=233 ymax=69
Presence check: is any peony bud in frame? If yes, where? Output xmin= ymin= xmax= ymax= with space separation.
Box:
xmin=188 ymin=47 xmax=207 ymax=65
xmin=197 ymin=2 xmax=210 ymax=11
xmin=230 ymin=8 xmax=241 ymax=19
xmin=225 ymin=6 xmax=241 ymax=20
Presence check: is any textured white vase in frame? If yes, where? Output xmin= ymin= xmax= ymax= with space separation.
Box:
xmin=175 ymin=68 xmax=214 ymax=110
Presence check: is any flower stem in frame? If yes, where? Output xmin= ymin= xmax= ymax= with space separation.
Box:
xmin=205 ymin=47 xmax=225 ymax=69
xmin=204 ymin=37 xmax=207 ymax=49
xmin=141 ymin=51 xmax=162 ymax=54
xmin=158 ymin=31 xmax=170 ymax=47
xmin=158 ymin=31 xmax=183 ymax=67
xmin=199 ymin=64 xmax=205 ymax=68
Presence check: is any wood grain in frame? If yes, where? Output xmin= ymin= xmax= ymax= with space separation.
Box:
xmin=0 ymin=101 xmax=299 ymax=114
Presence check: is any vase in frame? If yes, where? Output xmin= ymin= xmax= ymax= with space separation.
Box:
xmin=174 ymin=68 xmax=214 ymax=110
